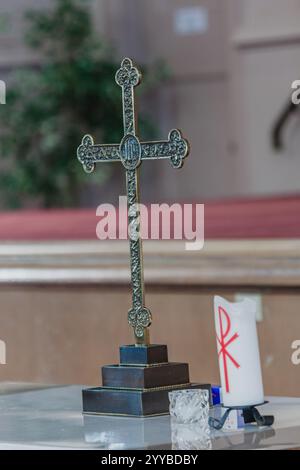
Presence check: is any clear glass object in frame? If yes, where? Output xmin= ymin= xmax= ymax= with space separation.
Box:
xmin=168 ymin=389 xmax=209 ymax=424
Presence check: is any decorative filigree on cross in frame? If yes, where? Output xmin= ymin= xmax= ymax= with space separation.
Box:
xmin=77 ymin=58 xmax=189 ymax=345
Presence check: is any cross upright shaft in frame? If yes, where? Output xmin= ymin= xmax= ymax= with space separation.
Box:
xmin=117 ymin=58 xmax=150 ymax=345
xmin=77 ymin=58 xmax=189 ymax=345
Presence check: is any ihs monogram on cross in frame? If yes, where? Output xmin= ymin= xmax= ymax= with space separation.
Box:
xmin=77 ymin=58 xmax=189 ymax=345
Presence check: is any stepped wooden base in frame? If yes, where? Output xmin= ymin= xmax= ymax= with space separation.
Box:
xmin=102 ymin=362 xmax=190 ymax=389
xmin=83 ymin=383 xmax=209 ymax=417
xmin=82 ymin=344 xmax=211 ymax=417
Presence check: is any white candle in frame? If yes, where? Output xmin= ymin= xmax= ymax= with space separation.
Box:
xmin=214 ymin=296 xmax=264 ymax=408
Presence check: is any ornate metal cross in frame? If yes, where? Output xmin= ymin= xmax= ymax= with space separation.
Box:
xmin=77 ymin=58 xmax=189 ymax=345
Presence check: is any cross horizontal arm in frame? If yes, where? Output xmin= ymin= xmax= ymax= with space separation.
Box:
xmin=77 ymin=135 xmax=120 ymax=173
xmin=141 ymin=129 xmax=189 ymax=169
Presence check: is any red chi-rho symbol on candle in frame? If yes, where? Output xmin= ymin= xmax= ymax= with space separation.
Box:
xmin=217 ymin=306 xmax=240 ymax=393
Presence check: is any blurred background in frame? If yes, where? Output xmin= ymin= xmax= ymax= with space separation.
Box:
xmin=1 ymin=0 xmax=300 ymax=210
xmin=0 ymin=1 xmax=300 ymax=395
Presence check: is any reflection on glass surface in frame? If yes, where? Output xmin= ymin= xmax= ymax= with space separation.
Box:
xmin=171 ymin=420 xmax=212 ymax=450
xmin=83 ymin=414 xmax=172 ymax=450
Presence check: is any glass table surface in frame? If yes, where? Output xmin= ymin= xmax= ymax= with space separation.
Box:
xmin=0 ymin=384 xmax=299 ymax=450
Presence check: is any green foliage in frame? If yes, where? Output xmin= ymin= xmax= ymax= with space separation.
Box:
xmin=0 ymin=0 xmax=164 ymax=208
